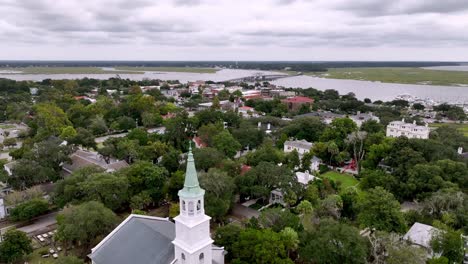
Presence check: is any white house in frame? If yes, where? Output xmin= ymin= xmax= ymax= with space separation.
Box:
xmin=296 ymin=171 xmax=316 ymax=185
xmin=0 ymin=197 xmax=6 ymax=220
xmin=89 ymin=145 xmax=225 ymax=264
xmin=310 ymin=156 xmax=322 ymax=172
xmin=283 ymin=139 xmax=313 ymax=156
xmin=403 ymin=222 xmax=442 ymax=257
xmin=386 ymin=119 xmax=430 ymax=139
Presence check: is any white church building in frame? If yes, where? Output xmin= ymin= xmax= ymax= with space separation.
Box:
xmin=89 ymin=145 xmax=225 ymax=264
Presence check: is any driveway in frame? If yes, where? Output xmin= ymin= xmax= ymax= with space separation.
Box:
xmin=232 ymin=204 xmax=260 ymax=219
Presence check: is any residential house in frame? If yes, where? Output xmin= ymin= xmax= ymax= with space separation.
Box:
xmin=89 ymin=147 xmax=225 ymax=264
xmin=386 ymin=119 xmax=430 ymax=139
xmin=283 ymin=139 xmax=313 ymax=156
xmin=296 ymin=171 xmax=316 ymax=185
xmin=281 ymin=96 xmax=314 ymax=111
xmin=270 ymin=90 xmax=296 ymax=98
xmin=403 ymin=222 xmax=441 ymax=257
xmin=238 ymin=106 xmax=257 ymax=117
xmin=349 ymin=112 xmax=380 ymax=127
xmin=242 ymin=90 xmax=263 ymax=100
xmin=62 ymin=149 xmax=129 ymax=175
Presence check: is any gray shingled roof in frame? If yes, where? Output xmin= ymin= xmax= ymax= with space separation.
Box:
xmin=62 ymin=150 xmax=129 ymax=173
xmin=90 ymin=215 xmax=175 ymax=264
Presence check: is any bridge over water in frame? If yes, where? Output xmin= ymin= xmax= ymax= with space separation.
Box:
xmin=226 ymin=73 xmax=298 ymax=83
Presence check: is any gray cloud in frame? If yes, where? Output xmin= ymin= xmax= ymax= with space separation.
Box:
xmin=337 ymin=0 xmax=468 ymax=16
xmin=0 ymin=0 xmax=467 ymax=60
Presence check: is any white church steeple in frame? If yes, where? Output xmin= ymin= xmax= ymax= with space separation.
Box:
xmin=173 ymin=143 xmax=214 ymax=264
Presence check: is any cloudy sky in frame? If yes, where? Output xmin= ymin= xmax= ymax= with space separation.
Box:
xmin=1 ymin=0 xmax=468 ymax=61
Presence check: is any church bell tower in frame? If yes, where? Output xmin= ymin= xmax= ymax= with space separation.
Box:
xmin=173 ymin=144 xmax=213 ymax=264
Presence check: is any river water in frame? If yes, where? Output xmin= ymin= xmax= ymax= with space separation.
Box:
xmin=271 ymin=75 xmax=468 ymax=103
xmin=1 ymin=68 xmax=467 ymax=103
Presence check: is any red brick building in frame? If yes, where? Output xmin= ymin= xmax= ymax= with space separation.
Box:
xmin=281 ymin=96 xmax=314 ymax=111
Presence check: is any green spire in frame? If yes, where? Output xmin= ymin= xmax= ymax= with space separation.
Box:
xmin=178 ymin=142 xmax=205 ymax=198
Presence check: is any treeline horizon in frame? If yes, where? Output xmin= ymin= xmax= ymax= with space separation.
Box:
xmin=0 ymin=60 xmax=462 ymax=72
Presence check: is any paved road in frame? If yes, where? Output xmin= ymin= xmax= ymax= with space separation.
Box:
xmin=95 ymin=132 xmax=128 ymax=143
xmin=94 ymin=127 xmax=165 ymax=143
xmin=1 ymin=212 xmax=58 ymax=235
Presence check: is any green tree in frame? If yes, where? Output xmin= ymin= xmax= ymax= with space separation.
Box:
xmin=130 ymin=191 xmax=152 ymax=210
xmin=161 ymin=148 xmax=181 ymax=173
xmin=320 ymin=117 xmax=358 ymax=148
xmin=69 ymin=128 xmax=96 ymax=149
xmin=80 ymin=173 xmax=129 ymax=211
xmin=211 ymin=96 xmax=221 ymax=110
xmin=231 ymin=121 xmax=264 ymax=149
xmin=315 ymin=194 xmax=343 ymax=219
xmin=120 ymin=161 xmax=169 ymax=205
xmin=280 ymin=227 xmax=299 ymax=256
xmin=141 ymin=111 xmax=163 ymax=128
xmin=9 ymin=198 xmax=49 ymax=222
xmin=52 ymin=166 xmax=104 ymax=207
xmin=298 ymin=219 xmax=368 ymax=264
xmin=258 ymin=208 xmax=302 ymax=232
xmin=0 ymin=229 xmax=33 ymax=264
xmin=407 ymin=164 xmax=450 ymax=199
xmin=232 ymin=228 xmax=294 ymax=264
xmin=198 ymin=123 xmax=224 ymax=147
xmin=360 ymin=120 xmax=384 ymax=134
xmin=213 ymin=130 xmax=241 ymax=158
xmin=56 ymin=201 xmax=118 ymax=256
xmin=60 ymin=126 xmax=78 ymax=141
xmin=236 ymin=162 xmax=296 ymax=200
xmin=284 ymin=149 xmax=300 ymax=170
xmin=33 ymin=103 xmax=72 ymax=139
xmin=357 ymin=187 xmax=406 ymax=233
xmin=214 ymin=224 xmax=242 ymax=261
xmin=167 ymin=170 xmax=185 ymax=201
xmin=199 ymin=168 xmax=235 ymax=221
xmin=193 ymin=147 xmax=225 ymax=172
xmin=431 ymin=229 xmax=464 ymax=264
xmin=127 ymin=128 xmax=149 ymax=145
xmin=246 ymin=139 xmax=284 ymax=166
xmin=281 ymin=117 xmax=326 ymax=142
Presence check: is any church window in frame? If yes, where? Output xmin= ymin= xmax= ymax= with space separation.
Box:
xmin=182 ymin=201 xmax=186 ymax=212
xmin=197 ymin=200 xmax=201 ymax=214
xmin=188 ymin=201 xmax=194 ymax=216
xmin=181 ymin=253 xmax=186 ymax=263
xmin=199 ymin=253 xmax=204 ymax=264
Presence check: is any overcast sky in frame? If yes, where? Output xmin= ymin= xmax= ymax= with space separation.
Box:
xmin=1 ymin=0 xmax=468 ymax=61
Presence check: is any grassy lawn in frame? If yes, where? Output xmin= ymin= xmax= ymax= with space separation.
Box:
xmin=26 ymin=246 xmax=65 ymax=264
xmin=115 ymin=66 xmax=219 ymax=73
xmin=429 ymin=123 xmax=468 ymax=137
xmin=306 ymin=67 xmax=468 ymax=86
xmin=1 ymin=67 xmax=144 ymax=75
xmin=320 ymin=171 xmax=359 ymax=192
